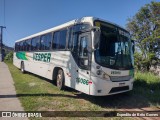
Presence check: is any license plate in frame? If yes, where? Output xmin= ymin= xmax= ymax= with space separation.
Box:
xmin=119 ymin=82 xmax=125 ymax=87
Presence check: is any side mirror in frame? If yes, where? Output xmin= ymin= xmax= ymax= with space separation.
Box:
xmin=131 ymin=40 xmax=135 ymax=53
xmin=92 ymin=27 xmax=101 ymax=49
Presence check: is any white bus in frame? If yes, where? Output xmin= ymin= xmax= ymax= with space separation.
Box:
xmin=13 ymin=17 xmax=134 ymax=96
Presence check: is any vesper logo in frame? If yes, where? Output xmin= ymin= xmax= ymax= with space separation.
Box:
xmin=33 ymin=53 xmax=51 ymax=62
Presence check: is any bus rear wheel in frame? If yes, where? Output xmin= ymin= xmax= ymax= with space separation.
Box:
xmin=21 ymin=62 xmax=25 ymax=73
xmin=56 ymin=69 xmax=65 ymax=90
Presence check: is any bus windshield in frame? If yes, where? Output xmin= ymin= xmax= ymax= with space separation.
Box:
xmin=94 ymin=21 xmax=133 ymax=70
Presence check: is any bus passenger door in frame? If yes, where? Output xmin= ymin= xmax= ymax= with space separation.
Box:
xmin=75 ymin=33 xmax=91 ymax=94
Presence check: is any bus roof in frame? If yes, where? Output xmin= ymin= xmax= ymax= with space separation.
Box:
xmin=15 ymin=16 xmax=127 ymax=42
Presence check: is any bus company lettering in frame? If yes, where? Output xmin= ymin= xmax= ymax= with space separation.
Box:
xmin=33 ymin=53 xmax=51 ymax=62
xmin=111 ymin=71 xmax=121 ymax=74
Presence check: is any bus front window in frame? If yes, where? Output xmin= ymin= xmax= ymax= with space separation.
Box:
xmin=94 ymin=21 xmax=133 ymax=70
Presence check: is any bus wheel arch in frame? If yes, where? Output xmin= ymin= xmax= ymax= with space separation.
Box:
xmin=53 ymin=67 xmax=65 ymax=90
xmin=21 ymin=61 xmax=25 ymax=73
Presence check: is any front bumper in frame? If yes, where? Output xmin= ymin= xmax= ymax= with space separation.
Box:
xmin=89 ymin=76 xmax=134 ymax=96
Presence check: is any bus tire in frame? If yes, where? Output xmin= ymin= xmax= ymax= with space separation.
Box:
xmin=21 ymin=62 xmax=25 ymax=73
xmin=56 ymin=69 xmax=65 ymax=90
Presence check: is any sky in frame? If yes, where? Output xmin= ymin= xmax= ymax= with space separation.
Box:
xmin=0 ymin=0 xmax=159 ymax=47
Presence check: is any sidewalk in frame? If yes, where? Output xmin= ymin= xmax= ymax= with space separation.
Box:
xmin=0 ymin=62 xmax=28 ymax=119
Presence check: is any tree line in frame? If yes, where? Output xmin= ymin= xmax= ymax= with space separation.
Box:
xmin=126 ymin=1 xmax=160 ymax=71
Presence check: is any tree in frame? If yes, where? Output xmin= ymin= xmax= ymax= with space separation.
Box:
xmin=126 ymin=1 xmax=160 ymax=71
xmin=4 ymin=51 xmax=13 ymax=62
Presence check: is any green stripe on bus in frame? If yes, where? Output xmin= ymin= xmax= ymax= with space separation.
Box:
xmin=16 ymin=52 xmax=28 ymax=60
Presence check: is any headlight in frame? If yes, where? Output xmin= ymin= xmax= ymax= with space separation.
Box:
xmin=95 ymin=67 xmax=110 ymax=80
xmin=102 ymin=73 xmax=110 ymax=80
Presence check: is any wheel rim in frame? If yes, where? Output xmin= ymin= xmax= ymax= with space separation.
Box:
xmin=57 ymin=72 xmax=62 ymax=88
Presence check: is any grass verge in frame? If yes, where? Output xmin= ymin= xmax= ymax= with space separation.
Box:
xmin=134 ymin=71 xmax=160 ymax=107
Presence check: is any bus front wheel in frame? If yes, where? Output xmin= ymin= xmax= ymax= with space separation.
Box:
xmin=56 ymin=69 xmax=65 ymax=90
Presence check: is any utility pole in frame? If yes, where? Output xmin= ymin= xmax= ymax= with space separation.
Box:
xmin=0 ymin=26 xmax=6 ymax=62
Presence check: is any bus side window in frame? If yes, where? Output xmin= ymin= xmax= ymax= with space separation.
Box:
xmin=36 ymin=37 xmax=41 ymax=50
xmin=31 ymin=38 xmax=36 ymax=51
xmin=59 ymin=29 xmax=67 ymax=49
xmin=23 ymin=41 xmax=27 ymax=51
xmin=72 ymin=33 xmax=78 ymax=52
xmin=26 ymin=39 xmax=31 ymax=51
xmin=15 ymin=42 xmax=19 ymax=51
xmin=68 ymin=27 xmax=73 ymax=50
xmin=70 ymin=25 xmax=80 ymax=62
xmin=46 ymin=33 xmax=52 ymax=50
xmin=72 ymin=25 xmax=79 ymax=52
xmin=52 ymin=31 xmax=60 ymax=50
xmin=40 ymin=33 xmax=52 ymax=50
xmin=40 ymin=35 xmax=46 ymax=50
xmin=19 ymin=41 xmax=24 ymax=51
xmin=52 ymin=29 xmax=67 ymax=50
xmin=17 ymin=42 xmax=20 ymax=51
xmin=31 ymin=37 xmax=40 ymax=51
